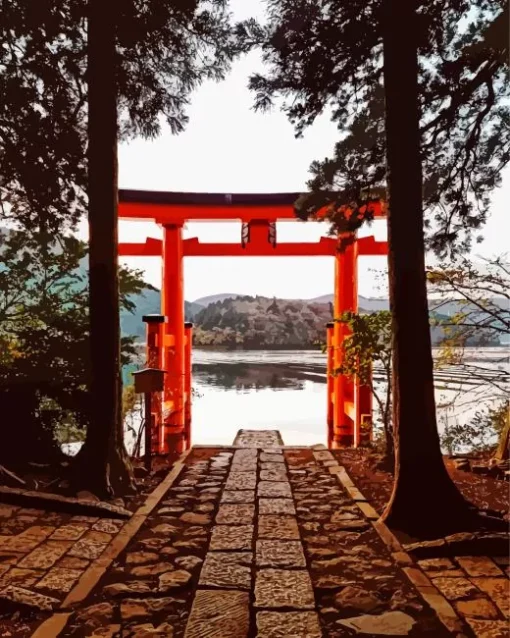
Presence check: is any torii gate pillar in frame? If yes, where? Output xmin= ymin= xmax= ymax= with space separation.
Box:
xmin=161 ymin=224 xmax=186 ymax=452
xmin=332 ymin=236 xmax=358 ymax=447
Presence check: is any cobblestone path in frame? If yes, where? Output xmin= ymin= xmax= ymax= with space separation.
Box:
xmin=17 ymin=430 xmax=509 ymax=637
xmin=0 ymin=506 xmax=124 ymax=616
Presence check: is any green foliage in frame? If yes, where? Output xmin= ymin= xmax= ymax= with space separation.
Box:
xmin=428 ymin=258 xmax=509 ymax=454
xmin=441 ymin=399 xmax=509 ymax=455
xmin=0 ymin=1 xmax=258 ymax=232
xmin=335 ymin=311 xmax=393 ymax=456
xmin=249 ymin=1 xmax=509 ymax=255
xmin=428 ymin=256 xmax=510 ymax=356
xmin=0 ymin=229 xmax=146 ymax=460
xmin=336 ymin=311 xmax=392 ymax=384
xmin=122 ymin=384 xmax=138 ymax=421
xmin=192 ymin=295 xmax=333 ymax=348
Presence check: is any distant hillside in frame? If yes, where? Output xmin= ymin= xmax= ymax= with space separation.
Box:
xmin=185 ymin=295 xmax=502 ymax=349
xmin=192 ymin=293 xmax=237 ymax=306
xmin=121 ymin=289 xmax=201 ymax=340
xmin=309 ymin=293 xmax=508 ymax=320
xmin=193 ymin=292 xmax=390 ymax=312
xmin=193 ymin=295 xmax=332 ymax=348
xmin=121 ymin=288 xmax=504 ymax=347
xmin=310 ymin=294 xmax=389 ymax=312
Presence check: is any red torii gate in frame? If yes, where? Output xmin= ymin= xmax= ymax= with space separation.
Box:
xmin=118 ymin=190 xmax=388 ymax=454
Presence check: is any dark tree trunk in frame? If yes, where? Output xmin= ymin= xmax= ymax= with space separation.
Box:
xmin=494 ymin=415 xmax=509 ymax=462
xmin=0 ymin=385 xmax=65 ymax=468
xmin=380 ymin=0 xmax=473 ymax=536
xmin=73 ymin=0 xmax=133 ymax=498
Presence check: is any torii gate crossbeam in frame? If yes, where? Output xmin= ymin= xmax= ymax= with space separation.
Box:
xmin=118 ymin=190 xmax=388 ymax=454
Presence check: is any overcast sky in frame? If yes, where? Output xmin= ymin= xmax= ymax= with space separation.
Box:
xmin=77 ymin=0 xmax=510 ymax=302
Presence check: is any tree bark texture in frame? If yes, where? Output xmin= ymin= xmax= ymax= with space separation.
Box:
xmin=380 ymin=0 xmax=472 ymax=536
xmin=75 ymin=0 xmax=133 ymax=497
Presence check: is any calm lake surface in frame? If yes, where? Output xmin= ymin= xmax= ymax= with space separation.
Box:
xmin=64 ymin=347 xmax=507 ymax=456
xmin=190 ymin=347 xmax=509 ymax=447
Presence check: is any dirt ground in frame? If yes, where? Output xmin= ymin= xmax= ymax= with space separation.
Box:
xmin=335 ymin=449 xmax=510 ymax=521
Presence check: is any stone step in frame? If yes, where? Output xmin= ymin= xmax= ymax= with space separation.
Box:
xmin=232 ymin=429 xmax=284 ymax=448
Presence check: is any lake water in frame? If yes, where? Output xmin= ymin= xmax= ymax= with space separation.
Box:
xmin=191 ymin=349 xmax=329 ymax=446
xmin=65 ymin=347 xmax=508 ymax=456
xmin=190 ymin=347 xmax=509 ymax=447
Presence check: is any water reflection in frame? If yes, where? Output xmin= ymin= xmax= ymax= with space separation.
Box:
xmin=192 ymin=361 xmax=325 ymax=391
xmin=189 ymin=348 xmax=508 ymax=447
xmin=191 ymin=349 xmax=328 ymax=446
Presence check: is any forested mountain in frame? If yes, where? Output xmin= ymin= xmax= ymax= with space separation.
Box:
xmin=193 ymin=295 xmax=332 ymax=347
xmin=120 ymin=286 xmax=200 ymax=340
xmin=123 ymin=289 xmax=504 ymax=348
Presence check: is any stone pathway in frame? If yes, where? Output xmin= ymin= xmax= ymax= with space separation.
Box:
xmin=403 ymin=539 xmax=510 ymax=637
xmin=17 ymin=430 xmax=509 ymax=638
xmin=185 ymin=437 xmax=321 ymax=638
xmin=233 ymin=429 xmax=284 ymax=448
xmin=0 ymin=505 xmax=124 ymax=614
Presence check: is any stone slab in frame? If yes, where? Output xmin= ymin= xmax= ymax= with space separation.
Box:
xmin=120 ymin=597 xmax=179 ymax=621
xmin=18 ymin=541 xmax=73 ymax=570
xmin=92 ymin=519 xmax=124 ymax=534
xmin=418 ymin=558 xmax=456 ymax=572
xmin=21 ymin=526 xmax=56 ymax=540
xmin=356 ymin=501 xmax=380 ymax=520
xmin=256 ymin=611 xmax=322 ymax=637
xmin=258 ymin=515 xmax=300 ymax=540
xmin=199 ymin=552 xmax=252 ymax=589
xmin=431 ymin=577 xmax=480 ymax=600
xmin=67 ymin=538 xmax=107 ymax=560
xmin=455 ymin=597 xmax=500 ymax=619
xmin=261 ymin=462 xmax=286 ymax=471
xmin=233 ymin=430 xmax=283 ymax=448
xmin=220 ymin=491 xmax=255 ymax=504
xmin=0 ymin=585 xmax=59 ymax=611
xmin=216 ymin=504 xmax=255 ymax=525
xmin=255 ymin=569 xmax=315 ymax=609
xmin=337 ymin=611 xmax=416 ymax=635
xmin=1 ymin=536 xmax=41 ymax=553
xmin=470 ymin=577 xmax=510 ymax=616
xmin=233 ymin=449 xmax=258 ymax=462
xmin=256 ymin=540 xmax=306 ymax=568
xmin=456 ymin=556 xmax=504 ymax=577
xmin=50 ymin=524 xmax=89 ymax=541
xmin=209 ymin=525 xmax=253 ymax=551
xmin=158 ymin=569 xmax=192 ymax=592
xmin=230 ymin=462 xmax=258 ymax=472
xmin=260 ymin=454 xmax=285 ymax=464
xmin=225 ymin=473 xmax=257 ymax=491
xmin=260 ymin=469 xmax=288 ymax=482
xmin=258 ymin=482 xmax=292 ymax=498
xmin=35 ymin=567 xmax=82 ymax=593
xmin=184 ymin=589 xmax=250 ymax=638
xmin=0 ymin=567 xmax=44 ymax=587
xmin=259 ymin=499 xmax=296 ymax=515
xmin=465 ymin=618 xmax=510 ymax=637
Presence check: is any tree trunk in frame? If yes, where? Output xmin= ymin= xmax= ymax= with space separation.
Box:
xmin=0 ymin=385 xmax=65 ymax=468
xmin=73 ymin=0 xmax=133 ymax=498
xmin=380 ymin=0 xmax=473 ymax=536
xmin=493 ymin=411 xmax=510 ymax=462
